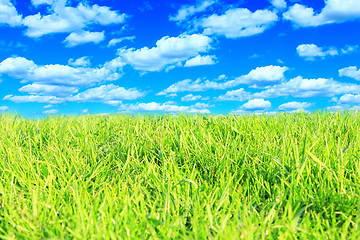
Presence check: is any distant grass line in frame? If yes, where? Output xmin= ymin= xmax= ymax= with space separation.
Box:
xmin=0 ymin=110 xmax=360 ymax=239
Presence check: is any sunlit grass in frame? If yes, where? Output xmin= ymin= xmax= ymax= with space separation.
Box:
xmin=0 ymin=110 xmax=360 ymax=239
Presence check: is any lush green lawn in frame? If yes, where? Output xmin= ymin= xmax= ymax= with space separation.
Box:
xmin=0 ymin=110 xmax=360 ymax=239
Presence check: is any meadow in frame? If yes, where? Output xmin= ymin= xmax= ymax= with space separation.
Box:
xmin=0 ymin=110 xmax=359 ymax=239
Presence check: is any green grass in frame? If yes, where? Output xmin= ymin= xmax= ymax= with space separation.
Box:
xmin=0 ymin=110 xmax=360 ymax=239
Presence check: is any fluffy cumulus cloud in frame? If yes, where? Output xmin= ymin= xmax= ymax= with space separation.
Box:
xmin=283 ymin=0 xmax=360 ymax=27
xmin=184 ymin=55 xmax=217 ymax=67
xmin=297 ymin=44 xmax=357 ymax=60
xmin=19 ymin=83 xmax=78 ymax=97
xmin=108 ymin=36 xmax=135 ymax=47
xmin=118 ymin=34 xmax=213 ymax=72
xmin=277 ymin=101 xmax=314 ymax=111
xmin=170 ymin=0 xmax=216 ymax=21
xmin=64 ymin=31 xmax=105 ymax=47
xmin=236 ymin=65 xmax=288 ymax=87
xmin=195 ymin=8 xmax=278 ymax=38
xmin=118 ymin=102 xmax=210 ymax=114
xmin=68 ymin=56 xmax=91 ymax=67
xmin=22 ymin=1 xmax=127 ymax=38
xmin=0 ymin=0 xmax=22 ymax=27
xmin=270 ymin=0 xmax=287 ymax=11
xmin=240 ymin=98 xmax=271 ymax=111
xmin=0 ymin=57 xmax=36 ymax=78
xmin=331 ymin=94 xmax=360 ymax=105
xmin=241 ymin=98 xmax=271 ymax=111
xmin=157 ymin=65 xmax=287 ymax=96
xmin=67 ymin=84 xmax=147 ymax=103
xmin=0 ymin=106 xmax=8 ymax=111
xmin=339 ymin=66 xmax=360 ymax=80
xmin=0 ymin=56 xmax=125 ymax=87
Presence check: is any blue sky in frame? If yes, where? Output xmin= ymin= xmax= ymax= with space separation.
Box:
xmin=1 ymin=0 xmax=360 ymax=117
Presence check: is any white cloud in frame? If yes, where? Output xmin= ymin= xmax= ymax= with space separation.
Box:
xmin=251 ymin=76 xmax=360 ymax=99
xmin=22 ymin=2 xmax=127 ymax=38
xmin=104 ymin=100 xmax=123 ymax=106
xmin=181 ymin=94 xmax=202 ymax=102
xmin=330 ymin=94 xmax=360 ymax=104
xmin=216 ymin=76 xmax=360 ymax=102
xmin=215 ymin=74 xmax=227 ymax=81
xmin=297 ymin=44 xmax=327 ymax=60
xmin=166 ymin=93 xmax=178 ymax=98
xmin=157 ymin=65 xmax=288 ymax=96
xmin=64 ymin=31 xmax=105 ymax=47
xmin=170 ymin=0 xmax=216 ymax=21
xmin=237 ymin=65 xmax=288 ymax=87
xmin=341 ymin=45 xmax=359 ymax=54
xmin=43 ymin=104 xmax=53 ymax=108
xmin=240 ymin=99 xmax=271 ymax=111
xmin=197 ymin=8 xmax=278 ymax=38
xmin=118 ymin=102 xmax=210 ymax=114
xmin=277 ymin=101 xmax=314 ymax=111
xmin=0 ymin=0 xmax=22 ymax=27
xmin=184 ymin=55 xmax=217 ymax=67
xmin=283 ymin=0 xmax=360 ymax=27
xmin=0 ymin=106 xmax=8 ymax=111
xmin=19 ymin=83 xmax=78 ymax=97
xmin=67 ymin=84 xmax=147 ymax=102
xmin=118 ymin=34 xmax=213 ymax=72
xmin=191 ymin=102 xmax=214 ymax=109
xmin=296 ymin=44 xmax=356 ymax=60
xmin=214 ymin=88 xmax=252 ymax=102
xmin=0 ymin=57 xmax=36 ymax=78
xmin=0 ymin=56 xmax=124 ymax=87
xmin=81 ymin=108 xmax=88 ymax=113
xmin=68 ymin=56 xmax=91 ymax=67
xmin=108 ymin=36 xmax=135 ymax=47
xmin=339 ymin=66 xmax=360 ymax=80
xmin=31 ymin=0 xmax=53 ymax=6
xmin=3 ymin=95 xmax=65 ymax=104
xmin=43 ymin=109 xmax=58 ymax=114
xmin=270 ymin=0 xmax=287 ymax=10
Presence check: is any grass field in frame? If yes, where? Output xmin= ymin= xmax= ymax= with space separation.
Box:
xmin=0 ymin=110 xmax=360 ymax=239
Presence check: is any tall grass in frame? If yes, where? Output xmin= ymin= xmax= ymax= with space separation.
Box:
xmin=0 ymin=110 xmax=359 ymax=239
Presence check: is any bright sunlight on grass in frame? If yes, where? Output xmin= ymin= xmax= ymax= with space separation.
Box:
xmin=0 ymin=110 xmax=360 ymax=239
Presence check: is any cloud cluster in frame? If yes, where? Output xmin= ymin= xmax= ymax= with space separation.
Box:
xmin=169 ymin=0 xmax=216 ymax=21
xmin=339 ymin=66 xmax=360 ymax=80
xmin=22 ymin=1 xmax=127 ymax=38
xmin=0 ymin=0 xmax=22 ymax=27
xmin=157 ymin=65 xmax=288 ymax=96
xmin=277 ymin=101 xmax=314 ymax=111
xmin=216 ymin=76 xmax=360 ymax=102
xmin=284 ymin=0 xmax=360 ymax=27
xmin=64 ymin=31 xmax=105 ymax=47
xmin=68 ymin=56 xmax=91 ymax=67
xmin=297 ymin=44 xmax=358 ymax=60
xmin=196 ymin=8 xmax=278 ymax=38
xmin=181 ymin=94 xmax=209 ymax=102
xmin=0 ymin=106 xmax=8 ymax=111
xmin=118 ymin=102 xmax=211 ymax=114
xmin=118 ymin=34 xmax=213 ymax=72
xmin=0 ymin=56 xmax=124 ymax=87
xmin=68 ymin=84 xmax=147 ymax=103
xmin=270 ymin=0 xmax=287 ymax=11
xmin=108 ymin=36 xmax=135 ymax=47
